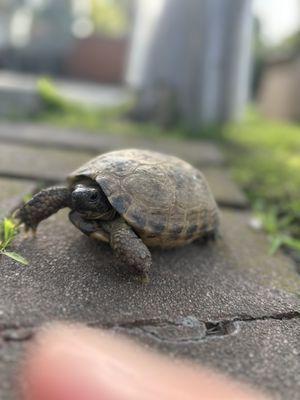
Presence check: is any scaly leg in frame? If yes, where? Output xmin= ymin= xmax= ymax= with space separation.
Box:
xmin=15 ymin=187 xmax=71 ymax=234
xmin=103 ymin=217 xmax=152 ymax=282
xmin=69 ymin=211 xmax=109 ymax=242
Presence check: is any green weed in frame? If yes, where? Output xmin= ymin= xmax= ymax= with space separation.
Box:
xmin=224 ymin=110 xmax=300 ymax=255
xmin=0 ymin=218 xmax=28 ymax=265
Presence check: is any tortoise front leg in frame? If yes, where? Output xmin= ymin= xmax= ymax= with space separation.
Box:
xmin=103 ymin=218 xmax=152 ymax=282
xmin=15 ymin=186 xmax=71 ymax=234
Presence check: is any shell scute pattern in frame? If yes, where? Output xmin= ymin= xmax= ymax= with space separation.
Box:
xmin=68 ymin=149 xmax=219 ymax=247
xmin=122 ymin=165 xmax=173 ymax=209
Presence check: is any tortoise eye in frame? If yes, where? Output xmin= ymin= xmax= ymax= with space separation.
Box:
xmin=89 ymin=191 xmax=99 ymax=202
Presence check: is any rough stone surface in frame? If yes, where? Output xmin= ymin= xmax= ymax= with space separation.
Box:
xmin=0 ymin=178 xmax=36 ymax=219
xmin=1 ymin=208 xmax=299 ymax=327
xmin=0 ymin=122 xmax=224 ymax=166
xmin=0 ymin=342 xmax=23 ymax=400
xmin=0 ymin=208 xmax=299 ymax=398
xmin=0 ymin=120 xmax=298 ymax=399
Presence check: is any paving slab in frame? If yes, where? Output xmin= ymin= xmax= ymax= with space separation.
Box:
xmin=0 ymin=122 xmax=224 ymax=166
xmin=0 ymin=208 xmax=299 ymax=398
xmin=202 ymin=167 xmax=248 ymax=208
xmin=0 ymin=178 xmax=36 ymax=219
xmin=0 ymin=342 xmax=23 ymax=400
xmin=1 ymin=208 xmax=299 ymax=328
xmin=0 ymin=143 xmax=91 ymax=182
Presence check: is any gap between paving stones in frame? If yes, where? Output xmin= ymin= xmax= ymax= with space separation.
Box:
xmin=0 ymin=122 xmax=225 ymax=167
xmin=0 ymin=138 xmax=229 ymax=169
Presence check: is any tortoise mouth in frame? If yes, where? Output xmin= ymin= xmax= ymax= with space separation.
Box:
xmin=77 ymin=210 xmax=103 ymax=220
xmin=77 ymin=209 xmax=116 ymax=221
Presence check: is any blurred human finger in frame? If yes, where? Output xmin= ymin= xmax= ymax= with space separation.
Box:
xmin=21 ymin=323 xmax=269 ymax=400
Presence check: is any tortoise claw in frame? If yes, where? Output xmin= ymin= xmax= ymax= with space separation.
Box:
xmin=138 ymin=272 xmax=150 ymax=285
xmin=24 ymin=226 xmax=37 ymax=239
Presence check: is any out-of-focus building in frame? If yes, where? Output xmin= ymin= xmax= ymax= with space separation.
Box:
xmin=254 ymin=1 xmax=300 ymax=122
xmin=0 ymin=0 xmax=131 ymax=84
xmin=127 ymin=0 xmax=253 ymax=128
xmin=258 ymin=53 xmax=300 ymax=121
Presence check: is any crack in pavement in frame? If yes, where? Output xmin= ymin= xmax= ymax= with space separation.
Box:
xmin=1 ymin=311 xmax=299 ymax=344
xmin=105 ymin=311 xmax=300 ymax=343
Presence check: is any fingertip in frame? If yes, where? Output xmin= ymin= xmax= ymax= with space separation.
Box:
xmin=21 ymin=323 xmax=269 ymax=400
xmin=21 ymin=323 xmax=114 ymax=400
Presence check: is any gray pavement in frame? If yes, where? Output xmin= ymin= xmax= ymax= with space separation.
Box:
xmin=0 ymin=122 xmax=299 ymax=399
xmin=0 ymin=121 xmax=225 ymax=166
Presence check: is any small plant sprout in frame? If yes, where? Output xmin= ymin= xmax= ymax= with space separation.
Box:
xmin=0 ymin=218 xmax=28 ymax=265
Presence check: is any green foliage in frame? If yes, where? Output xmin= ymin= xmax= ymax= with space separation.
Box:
xmin=275 ymin=30 xmax=300 ymax=53
xmin=36 ymin=78 xmax=226 ymax=141
xmin=90 ymin=0 xmax=129 ymax=37
xmin=36 ymin=78 xmax=187 ymax=138
xmin=224 ymin=110 xmax=300 ymax=255
xmin=37 ymin=78 xmax=74 ymax=112
xmin=0 ymin=218 xmax=28 ymax=265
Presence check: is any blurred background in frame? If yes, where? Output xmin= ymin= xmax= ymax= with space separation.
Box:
xmin=0 ymin=0 xmax=299 ymax=260
xmin=1 ymin=0 xmax=300 ymax=123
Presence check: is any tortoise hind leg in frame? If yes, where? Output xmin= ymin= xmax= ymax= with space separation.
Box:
xmin=104 ymin=218 xmax=152 ymax=282
xmin=201 ymin=229 xmax=222 ymax=244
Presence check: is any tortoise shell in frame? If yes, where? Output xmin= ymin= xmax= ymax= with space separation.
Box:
xmin=68 ymin=149 xmax=219 ymax=248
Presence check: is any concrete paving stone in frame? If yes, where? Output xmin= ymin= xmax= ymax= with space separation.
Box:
xmin=202 ymin=167 xmax=248 ymax=208
xmin=0 ymin=178 xmax=36 ymax=219
xmin=0 ymin=143 xmax=92 ymax=182
xmin=0 ymin=208 xmax=299 ymax=398
xmin=0 ymin=121 xmax=224 ymax=166
xmin=0 ymin=342 xmax=23 ymax=400
xmin=0 ymin=208 xmax=299 ymax=328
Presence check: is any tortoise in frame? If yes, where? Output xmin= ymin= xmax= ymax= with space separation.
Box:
xmin=16 ymin=149 xmax=220 ymax=280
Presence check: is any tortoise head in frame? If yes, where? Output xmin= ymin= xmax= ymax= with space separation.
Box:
xmin=71 ymin=181 xmax=114 ymax=220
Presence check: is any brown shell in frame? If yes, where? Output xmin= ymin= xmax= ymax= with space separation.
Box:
xmin=68 ymin=149 xmax=219 ymax=247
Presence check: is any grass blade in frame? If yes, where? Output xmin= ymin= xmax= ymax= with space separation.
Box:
xmin=3 ymin=251 xmax=29 ymax=265
xmin=269 ymin=236 xmax=283 ymax=255
xmin=3 ymin=218 xmax=16 ymax=244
